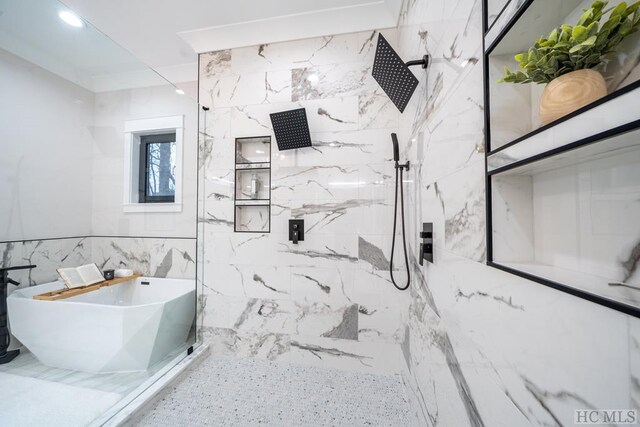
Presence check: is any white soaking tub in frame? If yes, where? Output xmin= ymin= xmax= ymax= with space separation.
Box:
xmin=7 ymin=277 xmax=195 ymax=373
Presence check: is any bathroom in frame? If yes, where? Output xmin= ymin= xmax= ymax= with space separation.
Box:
xmin=1 ymin=0 xmax=639 ymax=425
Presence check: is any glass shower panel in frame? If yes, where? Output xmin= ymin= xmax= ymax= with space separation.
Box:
xmin=0 ymin=0 xmax=199 ymax=424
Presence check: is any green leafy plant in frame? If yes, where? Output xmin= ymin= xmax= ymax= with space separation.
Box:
xmin=499 ymin=0 xmax=640 ymax=84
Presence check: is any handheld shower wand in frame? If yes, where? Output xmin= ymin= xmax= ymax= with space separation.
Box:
xmin=389 ymin=133 xmax=410 ymax=291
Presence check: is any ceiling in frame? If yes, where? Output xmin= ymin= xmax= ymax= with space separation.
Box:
xmin=0 ymin=0 xmax=168 ymax=92
xmin=61 ymin=0 xmax=403 ymax=83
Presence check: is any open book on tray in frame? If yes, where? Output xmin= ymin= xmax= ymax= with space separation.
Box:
xmin=57 ymin=263 xmax=105 ymax=289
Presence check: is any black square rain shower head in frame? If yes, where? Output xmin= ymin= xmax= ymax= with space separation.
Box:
xmin=270 ymin=108 xmax=313 ymax=151
xmin=372 ymin=33 xmax=428 ymax=113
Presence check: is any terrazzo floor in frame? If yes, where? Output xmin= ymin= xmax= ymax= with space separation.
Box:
xmin=134 ymin=356 xmax=411 ymax=426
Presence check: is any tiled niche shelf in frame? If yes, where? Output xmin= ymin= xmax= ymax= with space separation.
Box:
xmin=483 ymin=0 xmax=640 ymax=317
xmin=234 ymin=136 xmax=271 ymax=233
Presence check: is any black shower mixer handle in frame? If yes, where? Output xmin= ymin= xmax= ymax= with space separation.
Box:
xmin=1 ymin=264 xmax=35 ymax=364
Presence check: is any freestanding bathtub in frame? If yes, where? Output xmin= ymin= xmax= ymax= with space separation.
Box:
xmin=7 ymin=277 xmax=195 ymax=373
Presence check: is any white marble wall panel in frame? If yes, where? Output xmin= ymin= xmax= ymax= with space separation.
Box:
xmin=1 ymin=236 xmax=196 ymax=286
xmin=631 ymin=317 xmax=640 ymax=410
xmin=200 ymin=294 xmax=359 ymax=340
xmin=1 ymin=238 xmax=90 ymax=288
xmin=291 ymin=62 xmax=376 ymax=102
xmin=91 ymin=237 xmax=196 ymax=279
xmin=271 ymin=165 xmax=361 ymax=201
xmin=199 ymin=50 xmax=232 ymax=79
xmin=203 ymin=263 xmax=291 ymax=300
xmin=437 ymin=161 xmax=486 ymax=263
xmin=282 ymin=130 xmax=396 ymax=167
xmin=397 ymin=0 xmax=640 ymax=424
xmin=491 ymin=175 xmax=534 ymax=263
xmin=287 ymin=335 xmax=405 ymax=374
xmin=203 ymin=327 xmax=404 ymax=375
xmin=198 ymin=28 xmax=411 ymax=375
xmin=230 ymin=32 xmax=380 ymax=74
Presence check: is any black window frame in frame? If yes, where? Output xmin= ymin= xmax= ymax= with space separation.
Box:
xmin=138 ymin=132 xmax=177 ymax=203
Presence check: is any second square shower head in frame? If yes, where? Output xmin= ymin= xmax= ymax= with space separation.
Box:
xmin=270 ymin=108 xmax=313 ymax=151
xmin=372 ymin=33 xmax=429 ymax=113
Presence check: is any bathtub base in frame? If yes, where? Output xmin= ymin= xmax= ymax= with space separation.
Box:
xmin=0 ymin=349 xmax=19 ymax=364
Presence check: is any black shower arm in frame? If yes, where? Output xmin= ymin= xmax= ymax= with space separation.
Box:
xmin=405 ymin=54 xmax=430 ymax=69
xmin=0 ymin=265 xmax=36 ymax=272
xmin=0 ymin=265 xmax=36 ymax=286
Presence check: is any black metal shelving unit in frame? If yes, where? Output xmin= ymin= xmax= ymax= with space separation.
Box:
xmin=482 ymin=0 xmax=640 ymax=317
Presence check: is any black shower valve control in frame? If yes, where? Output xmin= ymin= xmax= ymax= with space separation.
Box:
xmin=419 ymin=223 xmax=433 ymax=266
xmin=289 ymin=219 xmax=304 ymax=244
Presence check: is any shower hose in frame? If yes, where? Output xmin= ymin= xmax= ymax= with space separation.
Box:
xmin=390 ymin=164 xmax=410 ymax=291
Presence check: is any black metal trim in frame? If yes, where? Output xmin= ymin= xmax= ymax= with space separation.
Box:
xmin=0 ymin=235 xmax=196 ymax=244
xmin=482 ymin=0 xmax=488 ymax=33
xmin=488 ymin=80 xmax=640 ymax=156
xmin=485 ymin=0 xmax=535 ymax=54
xmin=236 ymin=162 xmax=272 ymax=167
xmin=487 ymin=119 xmax=640 ymax=176
xmin=483 ymin=1 xmax=494 ymax=264
xmin=485 ymin=0 xmax=516 ymax=35
xmin=488 ymin=262 xmax=640 ymax=318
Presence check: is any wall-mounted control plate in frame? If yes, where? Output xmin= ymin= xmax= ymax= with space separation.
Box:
xmin=420 ymin=222 xmax=433 ymax=265
xmin=289 ymin=219 xmax=304 ymax=244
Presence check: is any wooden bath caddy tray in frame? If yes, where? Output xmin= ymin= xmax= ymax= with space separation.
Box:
xmin=33 ymin=274 xmax=141 ymax=301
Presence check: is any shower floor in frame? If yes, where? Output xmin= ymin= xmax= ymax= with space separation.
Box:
xmin=134 ymin=356 xmax=411 ymax=426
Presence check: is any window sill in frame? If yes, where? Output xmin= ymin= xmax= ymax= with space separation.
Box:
xmin=123 ymin=203 xmax=183 ymax=213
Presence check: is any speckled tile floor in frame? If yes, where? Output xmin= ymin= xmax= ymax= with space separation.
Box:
xmin=134 ymin=356 xmax=410 ymax=426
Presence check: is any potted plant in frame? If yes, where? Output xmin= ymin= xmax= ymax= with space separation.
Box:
xmin=499 ymin=1 xmax=640 ymax=124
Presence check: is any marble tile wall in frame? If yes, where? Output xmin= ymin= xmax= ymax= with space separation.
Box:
xmin=1 ymin=238 xmax=91 ymax=288
xmin=397 ymin=0 xmax=640 ymax=425
xmin=91 ymin=237 xmax=196 ymax=279
xmin=1 ymin=237 xmax=196 ymax=289
xmin=197 ymin=30 xmax=411 ymax=372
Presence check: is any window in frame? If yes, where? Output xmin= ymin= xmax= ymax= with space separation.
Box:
xmin=138 ymin=133 xmax=176 ymax=203
xmin=123 ymin=115 xmax=183 ymax=212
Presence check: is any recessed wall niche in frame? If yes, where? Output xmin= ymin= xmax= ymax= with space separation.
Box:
xmin=489 ymin=123 xmax=640 ymax=313
xmin=234 ymin=136 xmax=271 ymax=233
xmin=484 ymin=0 xmax=640 ymax=317
xmin=486 ymin=0 xmax=640 ymax=151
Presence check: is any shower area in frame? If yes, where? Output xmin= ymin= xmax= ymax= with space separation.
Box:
xmin=5 ymin=0 xmax=637 ymax=424
xmin=0 ymin=0 xmax=199 ymax=425
xmin=195 ymin=29 xmax=422 ymax=369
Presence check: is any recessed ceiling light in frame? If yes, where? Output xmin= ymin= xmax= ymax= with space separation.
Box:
xmin=175 ymin=89 xmax=185 ymax=95
xmin=59 ymin=10 xmax=84 ymax=28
